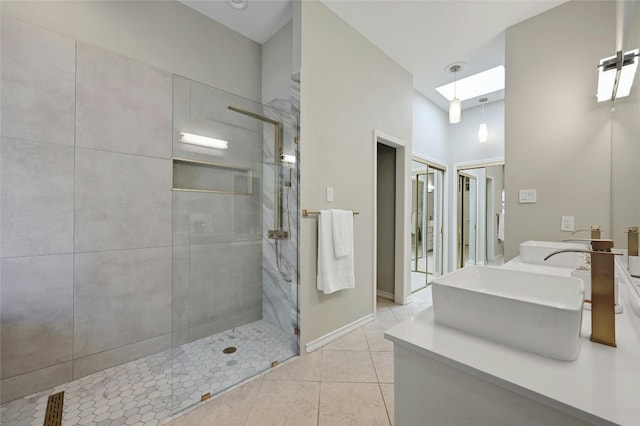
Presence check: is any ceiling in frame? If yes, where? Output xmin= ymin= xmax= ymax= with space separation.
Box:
xmin=180 ymin=0 xmax=567 ymax=111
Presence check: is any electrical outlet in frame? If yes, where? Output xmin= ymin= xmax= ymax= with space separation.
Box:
xmin=561 ymin=216 xmax=575 ymax=232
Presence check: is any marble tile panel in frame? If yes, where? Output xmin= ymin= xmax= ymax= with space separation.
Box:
xmin=74 ymin=247 xmax=172 ymax=358
xmin=74 ymin=148 xmax=171 ymax=252
xmin=1 ymin=255 xmax=73 ymax=378
xmin=320 ymin=351 xmax=377 ymax=383
xmin=318 ymin=382 xmax=390 ymax=426
xmin=0 ymin=362 xmax=72 ymax=404
xmin=0 ymin=16 xmax=75 ymax=145
xmin=1 ymin=138 xmax=74 ymax=257
xmin=323 ymin=329 xmax=369 ymax=352
xmin=76 ymin=43 xmax=172 ymax=159
xmin=371 ymin=352 xmax=394 ymax=384
xmin=245 ymin=380 xmax=319 ymax=426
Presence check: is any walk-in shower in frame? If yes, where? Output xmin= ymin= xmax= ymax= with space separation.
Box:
xmin=0 ymin=65 xmax=300 ymax=424
xmin=169 ymin=76 xmax=300 ymax=414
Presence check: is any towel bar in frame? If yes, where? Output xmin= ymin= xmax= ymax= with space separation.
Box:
xmin=303 ymin=209 xmax=359 ymax=217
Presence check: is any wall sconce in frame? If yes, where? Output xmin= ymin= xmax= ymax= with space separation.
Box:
xmin=449 ymin=65 xmax=462 ymax=124
xmin=478 ymin=97 xmax=488 ymax=143
xmin=597 ymin=48 xmax=639 ymax=102
xmin=178 ymin=132 xmax=229 ymax=150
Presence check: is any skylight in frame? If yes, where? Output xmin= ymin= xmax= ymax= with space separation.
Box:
xmin=436 ymin=66 xmax=505 ymax=101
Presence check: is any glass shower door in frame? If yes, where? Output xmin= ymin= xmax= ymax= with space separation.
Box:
xmin=170 ymin=75 xmax=299 ymax=414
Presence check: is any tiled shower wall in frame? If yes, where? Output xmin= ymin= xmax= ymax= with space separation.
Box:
xmin=171 ymin=76 xmax=264 ymax=346
xmin=0 ymin=16 xmax=174 ymax=404
xmin=0 ymin=15 xmax=275 ymax=407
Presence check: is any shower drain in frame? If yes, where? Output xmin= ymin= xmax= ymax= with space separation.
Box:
xmin=43 ymin=391 xmax=64 ymax=426
xmin=222 ymin=346 xmax=237 ymax=354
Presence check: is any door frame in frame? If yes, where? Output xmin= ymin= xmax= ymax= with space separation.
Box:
xmin=373 ymin=130 xmax=409 ymax=306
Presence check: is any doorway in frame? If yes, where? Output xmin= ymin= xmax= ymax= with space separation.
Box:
xmin=377 ymin=143 xmax=396 ymax=300
xmin=373 ymin=131 xmax=409 ymax=305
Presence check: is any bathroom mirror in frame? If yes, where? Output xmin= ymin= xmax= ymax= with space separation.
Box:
xmin=457 ymin=164 xmax=505 ymax=268
xmin=411 ymin=159 xmax=445 ymax=292
xmin=611 ymin=5 xmax=640 ymax=249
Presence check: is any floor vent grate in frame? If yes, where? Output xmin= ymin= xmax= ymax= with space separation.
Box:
xmin=43 ymin=391 xmax=64 ymax=426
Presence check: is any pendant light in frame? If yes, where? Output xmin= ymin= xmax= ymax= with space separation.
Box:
xmin=478 ymin=97 xmax=488 ymax=143
xmin=449 ymin=65 xmax=462 ymax=124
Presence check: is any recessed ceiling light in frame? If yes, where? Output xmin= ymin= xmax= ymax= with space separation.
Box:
xmin=225 ymin=0 xmax=248 ymax=10
xmin=436 ymin=65 xmax=505 ymax=101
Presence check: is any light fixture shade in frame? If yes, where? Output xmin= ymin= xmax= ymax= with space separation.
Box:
xmin=597 ymin=49 xmax=639 ymax=102
xmin=179 ymin=132 xmax=229 ymax=150
xmin=597 ymin=60 xmax=618 ymax=102
xmin=478 ymin=123 xmax=488 ymax=143
xmin=449 ymin=99 xmax=461 ymax=124
xmin=616 ymin=49 xmax=639 ymax=98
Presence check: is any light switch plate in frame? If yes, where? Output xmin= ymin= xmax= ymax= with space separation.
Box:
xmin=561 ymin=216 xmax=575 ymax=231
xmin=519 ymin=189 xmax=537 ymax=204
xmin=327 ymin=187 xmax=334 ymax=202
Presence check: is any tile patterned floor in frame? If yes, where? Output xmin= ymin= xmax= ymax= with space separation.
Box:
xmin=167 ymin=287 xmax=434 ymax=426
xmin=0 ymin=320 xmax=296 ymax=426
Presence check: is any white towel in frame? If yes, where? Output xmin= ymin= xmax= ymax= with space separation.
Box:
xmin=497 ymin=213 xmax=505 ymax=241
xmin=331 ymin=209 xmax=353 ymax=258
xmin=317 ymin=210 xmax=355 ymax=294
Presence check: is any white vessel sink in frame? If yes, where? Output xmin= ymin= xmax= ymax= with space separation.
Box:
xmin=432 ymin=266 xmax=585 ymax=361
xmin=520 ymin=240 xmax=588 ymax=268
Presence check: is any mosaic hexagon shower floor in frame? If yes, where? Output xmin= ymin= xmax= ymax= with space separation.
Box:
xmin=1 ymin=320 xmax=296 ymax=426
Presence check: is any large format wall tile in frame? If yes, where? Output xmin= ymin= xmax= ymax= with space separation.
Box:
xmin=1 ymin=254 xmax=73 ymax=379
xmin=74 ymin=247 xmax=172 ymax=358
xmin=73 ymin=333 xmax=170 ymax=379
xmin=1 ymin=138 xmax=74 ymax=257
xmin=75 ymin=148 xmax=171 ymax=252
xmin=76 ymin=43 xmax=172 ymax=159
xmin=0 ymin=362 xmax=72 ymax=405
xmin=188 ymin=241 xmax=262 ymax=328
xmin=0 ymin=17 xmax=75 ymax=145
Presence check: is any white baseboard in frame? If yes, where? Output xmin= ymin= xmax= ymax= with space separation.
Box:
xmin=305 ymin=313 xmax=375 ymax=353
xmin=376 ymin=290 xmax=394 ymax=300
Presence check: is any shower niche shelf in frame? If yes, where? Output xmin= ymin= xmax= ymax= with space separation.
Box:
xmin=171 ymin=157 xmax=254 ymax=195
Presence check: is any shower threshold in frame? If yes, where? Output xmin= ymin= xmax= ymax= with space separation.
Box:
xmin=0 ymin=320 xmax=296 ymax=426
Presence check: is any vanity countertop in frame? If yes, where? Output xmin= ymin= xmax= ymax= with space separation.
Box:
xmin=385 ymin=269 xmax=640 ymax=425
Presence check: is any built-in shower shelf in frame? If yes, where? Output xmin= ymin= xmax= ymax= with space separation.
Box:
xmin=171 ymin=157 xmax=254 ymax=194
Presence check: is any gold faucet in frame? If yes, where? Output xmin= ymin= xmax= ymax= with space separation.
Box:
xmin=571 ymin=225 xmax=601 ymax=239
xmin=628 ymin=226 xmax=638 ymax=257
xmin=544 ymin=239 xmax=621 ymax=347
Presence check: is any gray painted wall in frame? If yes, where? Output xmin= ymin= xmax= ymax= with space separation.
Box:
xmin=505 ymin=1 xmax=615 ymax=259
xmin=299 ymin=1 xmax=412 ymax=350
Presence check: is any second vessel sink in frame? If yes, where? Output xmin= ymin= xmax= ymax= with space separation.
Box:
xmin=520 ymin=240 xmax=589 ymax=268
xmin=432 ymin=266 xmax=585 ymax=361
